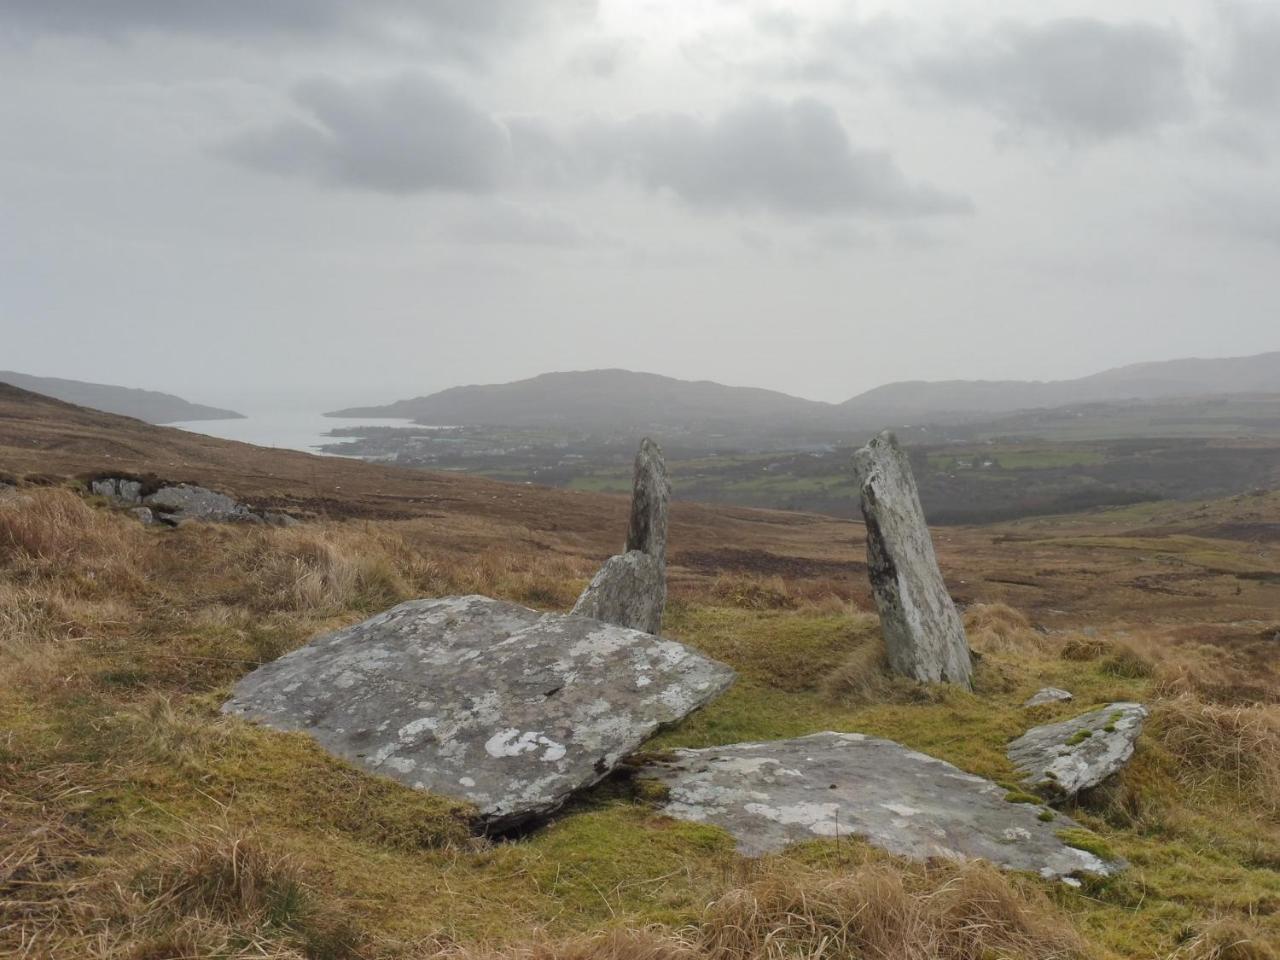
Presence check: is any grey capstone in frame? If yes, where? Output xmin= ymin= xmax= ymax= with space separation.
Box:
xmin=1025 ymin=687 xmax=1074 ymax=707
xmin=571 ymin=551 xmax=665 ymax=636
xmin=639 ymin=732 xmax=1120 ymax=879
xmin=222 ymin=595 xmax=735 ymax=831
xmin=1008 ymin=702 xmax=1147 ymax=801
xmin=572 ymin=437 xmax=671 ymax=634
xmin=853 ymin=431 xmax=972 ymax=687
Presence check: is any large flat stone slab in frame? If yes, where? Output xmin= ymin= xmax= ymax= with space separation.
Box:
xmin=223 ymin=595 xmax=735 ymax=830
xmin=853 ymin=432 xmax=972 ymax=687
xmin=1009 ymin=702 xmax=1147 ymax=802
xmin=639 ymin=732 xmax=1120 ymax=880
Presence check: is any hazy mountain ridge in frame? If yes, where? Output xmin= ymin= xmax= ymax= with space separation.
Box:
xmin=328 ymin=368 xmax=833 ymax=431
xmin=0 ymin=371 xmax=244 ymax=424
xmin=328 ymin=352 xmax=1280 ymax=432
xmin=843 ymin=352 xmax=1280 ymax=420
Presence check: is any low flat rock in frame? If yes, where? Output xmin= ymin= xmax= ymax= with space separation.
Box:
xmin=1025 ymin=687 xmax=1074 ymax=707
xmin=571 ymin=550 xmax=665 ymax=635
xmin=223 ymin=595 xmax=735 ymax=830
xmin=1008 ymin=703 xmax=1147 ymax=801
xmin=146 ymin=483 xmax=253 ymax=523
xmin=639 ymin=732 xmax=1119 ymax=880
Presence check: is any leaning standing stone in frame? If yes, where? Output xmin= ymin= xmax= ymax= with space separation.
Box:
xmin=572 ymin=437 xmax=671 ymax=634
xmin=853 ymin=431 xmax=972 ymax=687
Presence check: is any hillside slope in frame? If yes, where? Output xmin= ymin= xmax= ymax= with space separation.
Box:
xmin=0 ymin=370 xmax=243 ymax=423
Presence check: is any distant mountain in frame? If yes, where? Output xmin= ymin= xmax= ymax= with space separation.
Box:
xmin=0 ymin=371 xmax=244 ymax=424
xmin=328 ymin=369 xmax=833 ymax=433
xmin=841 ymin=351 xmax=1280 ymax=422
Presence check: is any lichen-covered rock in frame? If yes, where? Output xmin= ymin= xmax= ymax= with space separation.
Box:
xmin=571 ymin=551 xmax=665 ymax=635
xmin=91 ymin=478 xmax=143 ymax=503
xmin=223 ymin=595 xmax=735 ymax=831
xmin=1025 ymin=687 xmax=1074 ymax=707
xmin=145 ymin=483 xmax=253 ymax=524
xmin=638 ymin=732 xmax=1119 ymax=879
xmin=626 ymin=437 xmax=670 ymax=564
xmin=853 ymin=432 xmax=972 ymax=687
xmin=572 ymin=437 xmax=672 ymax=634
xmin=1008 ymin=702 xmax=1147 ymax=801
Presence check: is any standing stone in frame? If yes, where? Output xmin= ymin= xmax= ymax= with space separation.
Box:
xmin=223 ymin=595 xmax=734 ymax=831
xmin=853 ymin=431 xmax=972 ymax=687
xmin=625 ymin=437 xmax=670 ymax=565
xmin=571 ymin=438 xmax=671 ymax=634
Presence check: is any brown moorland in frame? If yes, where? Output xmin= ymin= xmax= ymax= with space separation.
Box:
xmin=2 ymin=384 xmax=1278 ymax=959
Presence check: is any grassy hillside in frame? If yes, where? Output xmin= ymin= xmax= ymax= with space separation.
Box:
xmin=2 ymin=391 xmax=1279 ymax=958
xmin=0 ymin=372 xmax=244 ymax=423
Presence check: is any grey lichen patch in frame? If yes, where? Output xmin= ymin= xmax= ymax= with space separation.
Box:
xmin=222 ymin=595 xmax=735 ymax=831
xmin=637 ymin=732 xmax=1122 ymax=879
xmin=1008 ymin=702 xmax=1147 ymax=802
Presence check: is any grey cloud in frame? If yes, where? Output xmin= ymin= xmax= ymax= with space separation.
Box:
xmin=226 ymin=75 xmax=967 ymax=218
xmin=575 ymin=97 xmax=970 ymax=217
xmin=443 ymin=204 xmax=592 ymax=247
xmin=1217 ymin=1 xmax=1280 ymax=111
xmin=912 ymin=18 xmax=1191 ymax=143
xmin=0 ymin=0 xmax=595 ymax=55
xmin=225 ymin=75 xmax=510 ymax=194
xmin=567 ymin=38 xmax=632 ymax=78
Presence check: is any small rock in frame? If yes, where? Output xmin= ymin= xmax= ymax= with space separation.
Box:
xmin=223 ymin=595 xmax=735 ymax=831
xmin=853 ymin=431 xmax=972 ymax=687
xmin=572 ymin=437 xmax=671 ymax=634
xmin=571 ymin=551 xmax=665 ymax=635
xmin=1008 ymin=702 xmax=1147 ymax=801
xmin=263 ymin=511 xmax=301 ymax=528
xmin=130 ymin=507 xmax=156 ymax=525
xmin=91 ymin=478 xmax=143 ymax=504
xmin=638 ymin=732 xmax=1120 ymax=879
xmin=1025 ymin=687 xmax=1074 ymax=708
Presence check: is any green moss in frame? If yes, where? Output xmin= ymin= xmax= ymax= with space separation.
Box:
xmin=1038 ymin=809 xmax=1056 ymax=822
xmin=1065 ymin=729 xmax=1094 ymax=746
xmin=1057 ymin=828 xmax=1117 ymax=862
xmin=1004 ymin=790 xmax=1044 ymax=805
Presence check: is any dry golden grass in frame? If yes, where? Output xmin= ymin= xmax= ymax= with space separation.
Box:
xmin=1172 ymin=917 xmax=1279 ymax=960
xmin=1152 ymin=695 xmax=1280 ymax=815
xmin=448 ymin=859 xmax=1087 ymax=960
xmin=964 ymin=602 xmax=1057 ymax=656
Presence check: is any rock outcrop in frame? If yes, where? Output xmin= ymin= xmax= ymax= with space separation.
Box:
xmin=223 ymin=595 xmax=735 ymax=831
xmin=1025 ymin=687 xmax=1074 ymax=707
xmin=571 ymin=438 xmax=670 ymax=634
xmin=852 ymin=432 xmax=972 ymax=687
xmin=89 ymin=477 xmax=298 ymax=527
xmin=1008 ymin=702 xmax=1147 ymax=801
xmin=638 ymin=732 xmax=1120 ymax=879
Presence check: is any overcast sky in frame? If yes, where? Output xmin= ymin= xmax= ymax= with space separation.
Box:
xmin=2 ymin=0 xmax=1278 ymax=411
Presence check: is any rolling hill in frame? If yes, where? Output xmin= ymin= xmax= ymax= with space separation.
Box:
xmin=841 ymin=351 xmax=1280 ymax=422
xmin=0 ymin=370 xmax=244 ymax=423
xmin=327 ymin=368 xmax=833 ymax=432
xmin=325 ymin=352 xmax=1280 ymax=435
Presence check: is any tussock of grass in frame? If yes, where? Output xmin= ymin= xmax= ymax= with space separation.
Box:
xmin=965 ymin=603 xmax=1056 ymax=656
xmin=1173 ymin=917 xmax=1279 ymax=960
xmin=1152 ymin=696 xmax=1280 ymax=814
